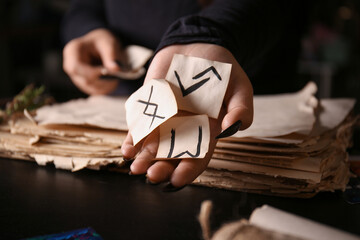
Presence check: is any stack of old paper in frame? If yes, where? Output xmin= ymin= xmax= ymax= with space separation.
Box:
xmin=0 ymin=96 xmax=129 ymax=171
xmin=195 ymin=82 xmax=358 ymax=197
xmin=0 ymin=82 xmax=357 ymax=197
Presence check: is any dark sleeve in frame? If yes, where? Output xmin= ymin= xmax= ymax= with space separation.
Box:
xmin=157 ymin=0 xmax=291 ymax=69
xmin=61 ymin=0 xmax=107 ymax=44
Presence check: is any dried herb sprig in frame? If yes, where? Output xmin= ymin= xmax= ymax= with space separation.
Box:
xmin=0 ymin=84 xmax=54 ymax=123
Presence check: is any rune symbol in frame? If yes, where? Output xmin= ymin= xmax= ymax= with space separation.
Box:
xmin=137 ymin=85 xmax=165 ymax=129
xmin=174 ymin=66 xmax=222 ymax=97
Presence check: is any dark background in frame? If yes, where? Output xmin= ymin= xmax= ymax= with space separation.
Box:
xmin=0 ymin=0 xmax=85 ymax=102
xmin=0 ymin=0 xmax=359 ymax=104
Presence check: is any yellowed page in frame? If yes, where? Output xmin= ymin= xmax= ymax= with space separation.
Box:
xmin=234 ymin=82 xmax=318 ymax=138
xmin=208 ymin=159 xmax=322 ymax=183
xmin=11 ymin=117 xmax=126 ymax=147
xmin=35 ymin=96 xmax=128 ymax=131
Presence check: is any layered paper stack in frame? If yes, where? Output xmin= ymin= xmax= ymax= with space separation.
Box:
xmin=195 ymin=82 xmax=358 ymax=197
xmin=0 ymin=96 xmax=129 ymax=171
xmin=0 ymin=82 xmax=357 ymax=197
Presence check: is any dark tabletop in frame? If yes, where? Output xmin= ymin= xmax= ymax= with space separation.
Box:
xmin=0 ymin=157 xmax=359 ymax=240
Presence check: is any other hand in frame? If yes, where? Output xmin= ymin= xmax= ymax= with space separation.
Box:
xmin=63 ymin=28 xmax=124 ymax=95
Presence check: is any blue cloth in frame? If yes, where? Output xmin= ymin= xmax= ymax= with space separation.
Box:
xmin=23 ymin=227 xmax=103 ymax=240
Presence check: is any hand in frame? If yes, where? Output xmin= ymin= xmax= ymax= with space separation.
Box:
xmin=63 ymin=28 xmax=123 ymax=95
xmin=121 ymin=43 xmax=253 ymax=188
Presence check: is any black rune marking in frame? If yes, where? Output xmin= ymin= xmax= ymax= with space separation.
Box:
xmin=175 ymin=71 xmax=209 ymax=97
xmin=167 ymin=126 xmax=203 ymax=158
xmin=137 ymin=85 xmax=165 ymax=129
xmin=174 ymin=66 xmax=222 ymax=97
xmin=192 ymin=66 xmax=222 ymax=81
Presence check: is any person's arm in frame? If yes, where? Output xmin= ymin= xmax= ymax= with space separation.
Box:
xmin=157 ymin=0 xmax=289 ymax=71
xmin=62 ymin=0 xmax=125 ymax=95
xmin=61 ymin=0 xmax=107 ymax=44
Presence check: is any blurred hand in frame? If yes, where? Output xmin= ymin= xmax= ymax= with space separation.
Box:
xmin=63 ymin=28 xmax=123 ymax=95
xmin=121 ymin=43 xmax=253 ymax=188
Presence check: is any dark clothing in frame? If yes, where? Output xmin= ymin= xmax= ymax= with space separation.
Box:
xmin=62 ymin=0 xmax=309 ymax=94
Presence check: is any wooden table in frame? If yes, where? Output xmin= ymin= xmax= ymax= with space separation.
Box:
xmin=0 ymin=158 xmax=359 ymax=239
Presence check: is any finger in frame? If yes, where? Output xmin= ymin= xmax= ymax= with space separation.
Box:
xmin=63 ymin=39 xmax=81 ymax=76
xmin=143 ymin=47 xmax=176 ymax=83
xmin=121 ymin=132 xmax=141 ymax=160
xmin=222 ymin=96 xmax=253 ymax=131
xmin=130 ymin=130 xmax=159 ymax=175
xmin=91 ymin=78 xmax=119 ymax=95
xmin=96 ymin=38 xmax=121 ymax=72
xmin=71 ymin=72 xmax=118 ymax=95
xmin=71 ymin=76 xmax=100 ymax=95
xmin=64 ymin=47 xmax=103 ymax=88
xmin=146 ymin=160 xmax=179 ymax=183
xmin=169 ymin=117 xmax=220 ymax=187
xmin=63 ymin=39 xmax=99 ymax=78
xmin=76 ymin=64 xmax=103 ymax=81
xmin=222 ymin=67 xmax=253 ymax=131
xmin=170 ymin=158 xmax=210 ymax=187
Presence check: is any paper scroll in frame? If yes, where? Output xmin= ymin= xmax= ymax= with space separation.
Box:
xmin=250 ymin=205 xmax=360 ymax=240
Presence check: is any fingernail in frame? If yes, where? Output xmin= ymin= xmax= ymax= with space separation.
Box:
xmin=128 ymin=171 xmax=148 ymax=178
xmin=123 ymin=157 xmax=134 ymax=162
xmin=216 ymin=120 xmax=242 ymax=139
xmin=123 ymin=159 xmax=133 ymax=169
xmin=109 ymin=60 xmax=119 ymax=69
xmin=162 ymin=182 xmax=186 ymax=192
xmin=101 ymin=67 xmax=108 ymax=75
xmin=146 ymin=178 xmax=159 ymax=185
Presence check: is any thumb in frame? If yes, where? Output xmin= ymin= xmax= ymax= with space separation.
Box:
xmin=96 ymin=38 xmax=121 ymax=72
xmin=144 ymin=47 xmax=177 ymax=83
xmin=222 ymin=68 xmax=253 ymax=132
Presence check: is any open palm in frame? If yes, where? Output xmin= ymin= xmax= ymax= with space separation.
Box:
xmin=121 ymin=43 xmax=253 ymax=188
